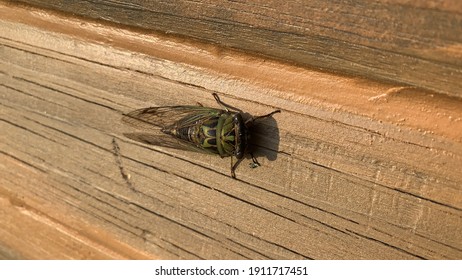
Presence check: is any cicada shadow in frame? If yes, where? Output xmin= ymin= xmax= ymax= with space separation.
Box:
xmin=244 ymin=112 xmax=280 ymax=163
xmin=122 ymin=93 xmax=280 ymax=179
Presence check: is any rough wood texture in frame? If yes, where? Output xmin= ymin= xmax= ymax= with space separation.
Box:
xmin=1 ymin=3 xmax=462 ymax=259
xmin=8 ymin=0 xmax=462 ymax=98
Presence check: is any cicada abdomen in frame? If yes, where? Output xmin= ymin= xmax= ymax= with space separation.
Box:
xmin=122 ymin=93 xmax=280 ymax=178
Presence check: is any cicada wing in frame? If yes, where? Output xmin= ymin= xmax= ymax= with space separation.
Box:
xmin=123 ymin=132 xmax=207 ymax=153
xmin=122 ymin=106 xmax=226 ymax=154
xmin=122 ymin=106 xmax=225 ymax=131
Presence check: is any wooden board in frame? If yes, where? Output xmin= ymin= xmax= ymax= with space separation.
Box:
xmin=8 ymin=0 xmax=462 ymax=98
xmin=1 ymin=3 xmax=461 ymax=259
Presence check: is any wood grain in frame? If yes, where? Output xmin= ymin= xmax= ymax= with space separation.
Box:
xmin=7 ymin=0 xmax=462 ymax=98
xmin=1 ymin=4 xmax=461 ymax=259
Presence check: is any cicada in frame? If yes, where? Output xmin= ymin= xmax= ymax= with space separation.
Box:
xmin=122 ymin=93 xmax=280 ymax=178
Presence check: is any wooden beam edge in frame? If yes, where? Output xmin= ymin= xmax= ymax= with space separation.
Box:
xmin=1 ymin=2 xmax=461 ymax=146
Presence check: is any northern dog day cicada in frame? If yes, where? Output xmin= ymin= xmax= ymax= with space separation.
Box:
xmin=122 ymin=93 xmax=280 ymax=178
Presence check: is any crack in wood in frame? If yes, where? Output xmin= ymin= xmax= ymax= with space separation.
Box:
xmin=111 ymin=137 xmax=134 ymax=190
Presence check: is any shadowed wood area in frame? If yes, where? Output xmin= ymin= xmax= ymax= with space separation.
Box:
xmin=1 ymin=3 xmax=462 ymax=259
xmin=8 ymin=0 xmax=462 ymax=98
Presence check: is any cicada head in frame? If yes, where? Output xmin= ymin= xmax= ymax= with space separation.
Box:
xmin=233 ymin=113 xmax=248 ymax=159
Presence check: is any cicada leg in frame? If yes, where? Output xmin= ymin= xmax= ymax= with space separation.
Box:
xmin=249 ymin=153 xmax=261 ymax=168
xmin=245 ymin=109 xmax=281 ymax=125
xmin=230 ymin=153 xmax=260 ymax=178
xmin=230 ymin=156 xmax=244 ymax=179
xmin=213 ymin=93 xmax=242 ymax=113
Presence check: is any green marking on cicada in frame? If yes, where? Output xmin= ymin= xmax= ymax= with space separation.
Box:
xmin=122 ymin=93 xmax=280 ymax=179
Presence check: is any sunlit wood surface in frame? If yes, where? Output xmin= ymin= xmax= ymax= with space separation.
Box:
xmin=1 ymin=2 xmax=461 ymax=259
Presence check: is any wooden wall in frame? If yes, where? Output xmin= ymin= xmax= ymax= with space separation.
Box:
xmin=1 ymin=0 xmax=461 ymax=259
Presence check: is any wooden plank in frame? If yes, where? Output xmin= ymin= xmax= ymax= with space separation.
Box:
xmin=1 ymin=4 xmax=462 ymax=259
xmin=7 ymin=0 xmax=462 ymax=98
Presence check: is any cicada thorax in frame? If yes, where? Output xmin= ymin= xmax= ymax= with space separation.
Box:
xmin=162 ymin=111 xmax=248 ymax=159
